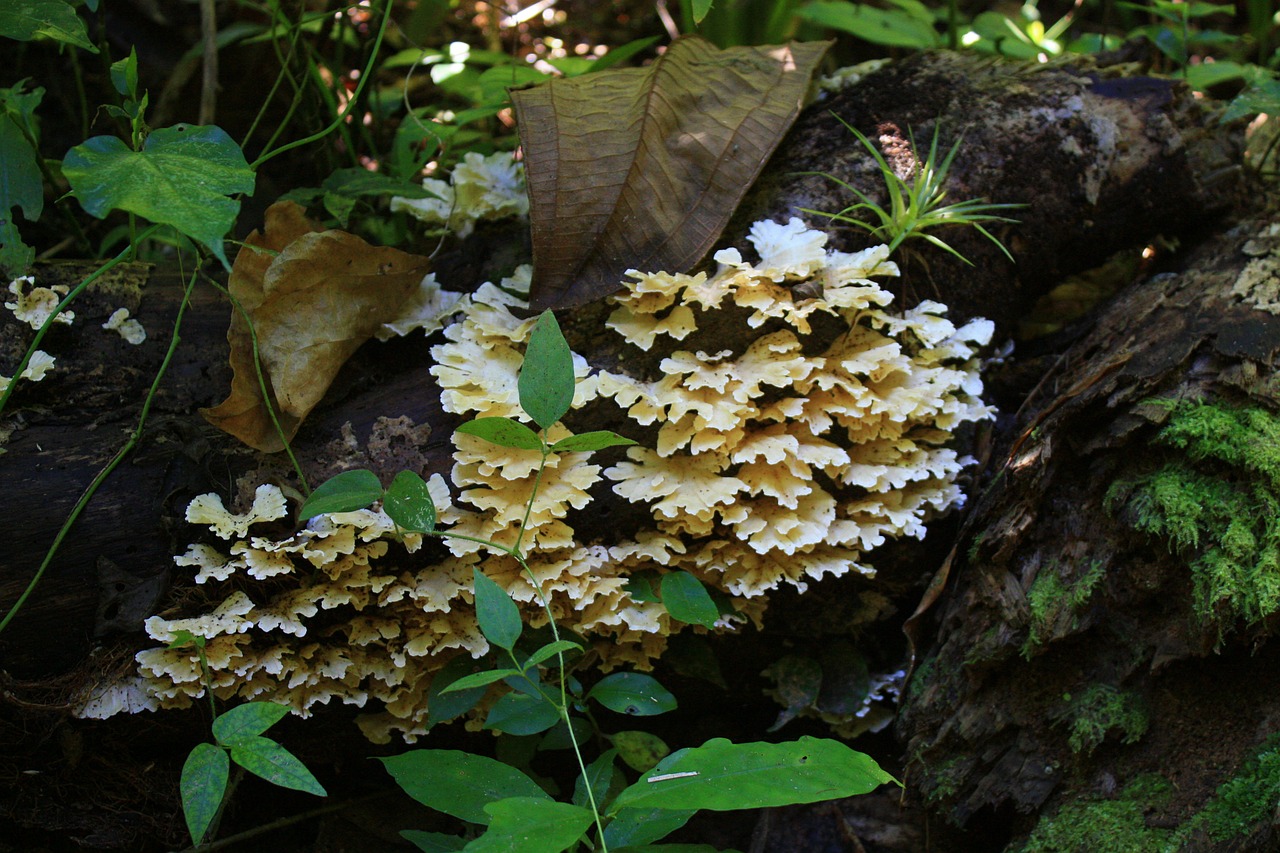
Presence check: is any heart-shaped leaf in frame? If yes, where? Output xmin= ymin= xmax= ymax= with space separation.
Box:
xmin=512 ymin=35 xmax=829 ymax=310
xmin=63 ymin=124 xmax=254 ymax=267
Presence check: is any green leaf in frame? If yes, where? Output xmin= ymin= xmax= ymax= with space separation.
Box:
xmin=402 ymin=830 xmax=468 ymax=852
xmin=602 ymin=807 xmax=694 ymax=848
xmin=522 ymin=639 xmax=583 ymax=670
xmin=456 ymin=417 xmax=545 ymax=451
xmin=484 ymin=690 xmax=561 ymax=736
xmin=0 ymin=0 xmax=96 ymax=51
xmin=62 ymin=124 xmax=254 ymax=268
xmin=0 ymin=219 xmax=32 ymax=279
xmin=692 ymin=0 xmax=715 ymax=25
xmin=384 ymin=470 xmax=437 ymax=532
xmin=0 ymin=97 xmax=42 ymax=221
xmin=109 ymin=49 xmax=139 ymax=100
xmin=180 ymin=743 xmax=228 ymax=846
xmin=212 ymin=701 xmax=289 ymax=744
xmin=379 ymin=749 xmax=550 ymax=825
xmin=660 ymin=572 xmax=720 ymax=628
xmin=763 ymin=654 xmax=823 ymax=732
xmin=440 ymin=667 xmax=522 ymax=693
xmin=473 ymin=568 xmax=523 ymax=651
xmin=625 ymin=572 xmax=661 ymax=603
xmin=588 ymin=673 xmax=677 ymax=717
xmin=519 ymin=311 xmax=575 ymax=430
xmin=611 ymin=730 xmax=671 ymax=773
xmin=428 ymin=656 xmax=492 ymax=724
xmin=229 ymin=735 xmax=327 ymax=796
xmin=298 ymin=469 xmax=384 ymax=519
xmin=797 ymin=0 xmax=941 ymax=48
xmin=549 ymin=431 xmax=637 ymax=453
xmin=573 ymin=748 xmax=619 ymax=809
xmin=610 ymin=737 xmax=896 ymax=815
xmin=465 ymin=797 xmax=595 ymax=853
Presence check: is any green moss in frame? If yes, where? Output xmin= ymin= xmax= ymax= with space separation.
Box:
xmin=1059 ymin=684 xmax=1148 ymax=755
xmin=1107 ymin=402 xmax=1280 ymax=631
xmin=1021 ymin=775 xmax=1176 ymax=853
xmin=1194 ymin=735 xmax=1280 ymax=842
xmin=1021 ymin=561 xmax=1105 ymax=657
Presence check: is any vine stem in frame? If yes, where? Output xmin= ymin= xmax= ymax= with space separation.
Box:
xmin=0 ymin=259 xmax=196 ymax=634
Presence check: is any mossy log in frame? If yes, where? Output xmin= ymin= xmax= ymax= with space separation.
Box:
xmin=0 ymin=50 xmax=1254 ymax=850
xmin=898 ymin=204 xmax=1280 ymax=850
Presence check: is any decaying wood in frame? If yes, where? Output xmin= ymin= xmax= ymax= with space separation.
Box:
xmin=898 ymin=204 xmax=1280 ymax=848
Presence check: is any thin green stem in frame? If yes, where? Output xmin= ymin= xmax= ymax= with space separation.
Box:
xmin=0 ymin=259 xmax=196 ymax=635
xmin=0 ymin=225 xmax=162 ymax=418
xmin=249 ymin=0 xmax=392 ymax=170
xmin=200 ymin=275 xmax=311 ymax=495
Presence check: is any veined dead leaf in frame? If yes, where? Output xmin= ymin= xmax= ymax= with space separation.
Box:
xmin=512 ymin=35 xmax=830 ymax=311
xmin=202 ymin=201 xmax=432 ymax=452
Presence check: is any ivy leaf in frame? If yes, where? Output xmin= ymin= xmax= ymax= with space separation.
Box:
xmin=298 ymin=469 xmax=383 ymax=520
xmin=63 ymin=124 xmax=254 ymax=268
xmin=0 ymin=0 xmax=96 ymax=52
xmin=456 ymin=417 xmax=545 ymax=451
xmin=384 ymin=470 xmax=437 ymax=532
xmin=549 ymin=431 xmax=637 ymax=453
xmin=229 ymin=735 xmax=327 ymax=796
xmin=211 ymin=701 xmax=289 ymax=744
xmin=609 ymin=737 xmax=897 ymax=814
xmin=379 ymin=749 xmax=549 ymax=825
xmin=519 ymin=311 xmax=575 ymax=430
xmin=473 ymin=568 xmax=522 ymax=651
xmin=180 ymin=743 xmax=228 ymax=846
xmin=588 ymin=672 xmax=677 ymax=717
xmin=660 ymin=571 xmax=720 ymax=628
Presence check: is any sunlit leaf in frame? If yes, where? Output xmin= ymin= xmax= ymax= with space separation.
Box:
xmin=298 ymin=469 xmax=383 ymax=520
xmin=456 ymin=417 xmax=544 ymax=451
xmin=384 ymin=470 xmax=437 ymax=532
xmin=63 ymin=124 xmax=254 ymax=267
xmin=549 ymin=431 xmax=637 ymax=453
xmin=519 ymin=311 xmax=575 ymax=430
xmin=0 ymin=0 xmax=96 ymax=51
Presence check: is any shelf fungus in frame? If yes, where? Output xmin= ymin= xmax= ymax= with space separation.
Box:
xmin=95 ymin=218 xmax=994 ymax=742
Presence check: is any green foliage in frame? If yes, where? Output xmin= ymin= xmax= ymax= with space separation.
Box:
xmin=1107 ymin=402 xmax=1280 ymax=631
xmin=1021 ymin=775 xmax=1176 ymax=853
xmin=318 ymin=307 xmax=896 ymax=851
xmin=1195 ymin=735 xmax=1280 ymax=842
xmin=62 ymin=124 xmax=254 ymax=268
xmin=1022 ymin=561 xmax=1105 ymax=657
xmin=169 ymin=633 xmax=325 ymax=846
xmin=0 ymin=81 xmax=45 ymax=276
xmin=1 ymin=0 xmax=97 ymax=52
xmin=806 ymin=117 xmax=1022 ymax=267
xmin=1059 ymin=685 xmax=1148 ymax=755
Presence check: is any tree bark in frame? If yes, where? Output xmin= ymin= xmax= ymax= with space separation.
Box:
xmin=898 ymin=201 xmax=1280 ymax=849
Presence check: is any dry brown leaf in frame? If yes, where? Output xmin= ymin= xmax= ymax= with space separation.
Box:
xmin=512 ymin=35 xmax=830 ymax=311
xmin=202 ymin=201 xmax=432 ymax=452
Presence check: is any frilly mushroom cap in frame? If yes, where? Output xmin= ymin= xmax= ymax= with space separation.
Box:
xmin=108 ymin=218 xmax=995 ymax=743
